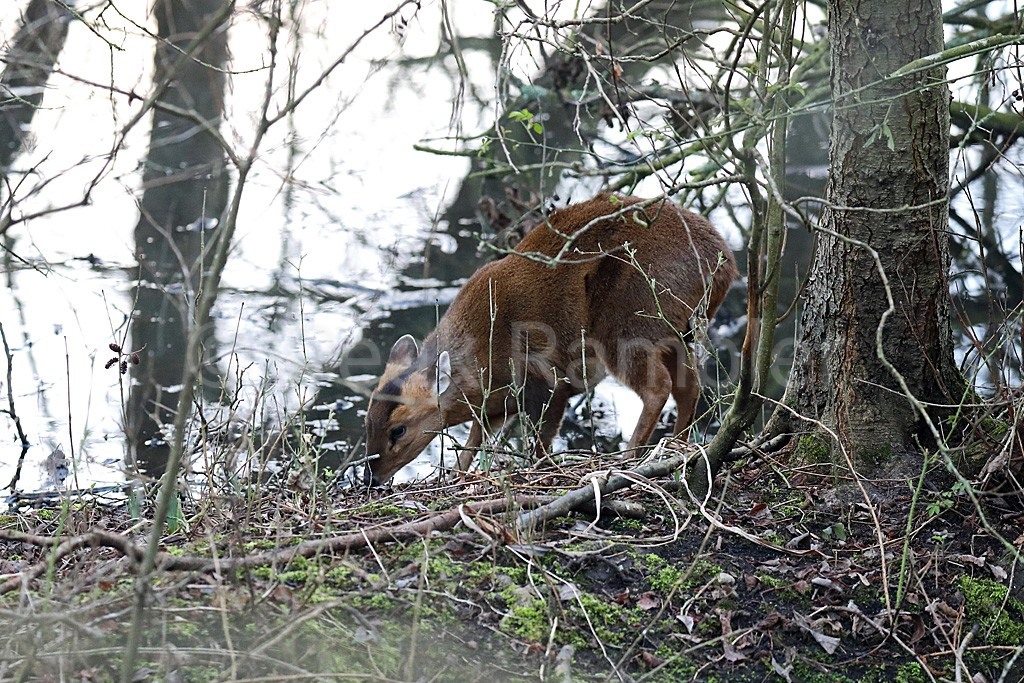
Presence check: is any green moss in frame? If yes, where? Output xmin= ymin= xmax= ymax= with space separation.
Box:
xmin=351 ymin=592 xmax=396 ymax=611
xmin=392 ymin=544 xmax=503 ymax=593
xmin=235 ymin=552 xmax=325 ymax=586
xmin=612 ymin=518 xmax=644 ymax=532
xmin=894 ymin=661 xmax=929 ymax=683
xmin=575 ymin=593 xmax=626 ymax=646
xmin=423 ymin=554 xmax=460 ymax=582
xmin=856 ymin=443 xmax=894 ymax=470
xmin=277 ymin=569 xmax=311 ymax=583
xmin=642 ymin=554 xmax=720 ymax=594
xmin=395 ymin=538 xmax=445 ymax=561
xmin=641 ymin=553 xmax=668 ymax=569
xmin=325 ymin=565 xmax=354 ymax=586
xmin=795 ymin=433 xmax=832 ymax=465
xmin=502 ymin=566 xmax=528 ymax=584
xmin=959 ymin=575 xmax=1024 ymax=647
xmin=979 ymin=416 xmax=1010 ymax=439
xmin=790 ymin=660 xmax=858 ymax=683
xmin=248 ymin=566 xmax=276 ymax=581
xmin=648 ymin=644 xmax=699 ymax=682
xmin=168 ymin=619 xmax=203 ymax=640
xmin=288 ymin=555 xmax=313 ymax=570
xmin=189 ymin=541 xmax=211 ymax=555
xmin=243 ymin=539 xmax=280 ymax=551
xmin=178 ymin=665 xmax=222 ymax=681
xmin=755 ymin=573 xmax=786 ymax=589
xmin=500 ymin=594 xmax=550 ymax=643
xmin=650 ymin=564 xmax=685 ymax=593
xmin=361 ymin=502 xmax=412 ymax=517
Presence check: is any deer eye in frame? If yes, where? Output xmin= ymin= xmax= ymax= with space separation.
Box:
xmin=389 ymin=425 xmax=407 ymax=444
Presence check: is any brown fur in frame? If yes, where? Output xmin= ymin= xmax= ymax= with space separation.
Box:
xmin=365 ymin=193 xmax=737 ymax=483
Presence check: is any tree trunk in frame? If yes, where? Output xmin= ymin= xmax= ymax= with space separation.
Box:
xmin=777 ymin=0 xmax=963 ymax=473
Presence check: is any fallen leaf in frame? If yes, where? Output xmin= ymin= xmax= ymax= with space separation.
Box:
xmin=638 ymin=651 xmax=664 ymax=669
xmin=771 ymin=657 xmax=793 ymax=682
xmin=558 ymin=583 xmax=581 ymax=601
xmin=952 ymin=553 xmax=986 ymax=567
xmin=636 ymin=592 xmax=660 ymax=610
xmin=909 ymin=614 xmax=926 ymax=644
xmin=720 ymin=611 xmax=748 ymax=662
xmin=353 ymin=626 xmax=377 ymax=645
xmin=677 ymin=612 xmax=695 ymax=633
xmin=811 ymin=577 xmax=842 ymax=592
xmin=717 ymin=572 xmax=737 ymax=585
xmin=755 ymin=612 xmax=786 ymax=630
xmin=786 ymin=532 xmax=811 ymax=550
xmin=793 ymin=612 xmax=841 ymax=655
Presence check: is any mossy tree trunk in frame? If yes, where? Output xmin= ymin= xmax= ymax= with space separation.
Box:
xmin=776 ymin=0 xmax=963 ymax=473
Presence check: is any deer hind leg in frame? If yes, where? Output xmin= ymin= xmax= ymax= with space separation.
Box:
xmin=668 ymin=343 xmax=700 ymax=441
xmin=617 ymin=345 xmax=674 ymax=451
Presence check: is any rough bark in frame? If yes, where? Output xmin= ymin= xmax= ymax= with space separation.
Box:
xmin=777 ymin=0 xmax=963 ymax=472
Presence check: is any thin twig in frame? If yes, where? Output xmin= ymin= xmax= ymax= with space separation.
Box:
xmin=1 ymin=322 xmax=31 ymax=493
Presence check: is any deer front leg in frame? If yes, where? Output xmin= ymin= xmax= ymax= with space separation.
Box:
xmin=456 ymin=413 xmax=511 ymax=470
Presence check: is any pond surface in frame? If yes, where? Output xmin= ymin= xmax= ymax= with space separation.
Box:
xmin=1 ymin=1 xmax=1021 ymax=497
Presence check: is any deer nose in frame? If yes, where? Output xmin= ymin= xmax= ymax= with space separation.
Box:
xmin=362 ymin=464 xmax=384 ymax=488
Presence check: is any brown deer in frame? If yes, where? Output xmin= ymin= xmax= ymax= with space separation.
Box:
xmin=364 ymin=193 xmax=737 ymax=484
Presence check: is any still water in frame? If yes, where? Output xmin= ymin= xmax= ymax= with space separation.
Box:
xmin=1 ymin=2 xmax=1020 ymax=495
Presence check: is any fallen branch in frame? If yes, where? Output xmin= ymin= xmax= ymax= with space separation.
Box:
xmin=160 ymin=495 xmax=547 ymax=572
xmin=0 ymin=529 xmax=144 ymax=594
xmin=514 ymin=435 xmax=789 ymax=532
xmin=0 ymin=496 xmax=548 ymax=594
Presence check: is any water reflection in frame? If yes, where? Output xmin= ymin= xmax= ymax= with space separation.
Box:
xmin=127 ymin=0 xmax=230 ymax=477
xmin=0 ymin=0 xmax=72 ymax=167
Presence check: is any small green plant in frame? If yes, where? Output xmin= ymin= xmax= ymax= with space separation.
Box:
xmin=926 ymin=481 xmax=967 ymax=518
xmin=508 ymin=108 xmax=542 ymax=135
xmin=166 ymin=493 xmax=185 ymax=534
xmin=865 ymin=107 xmax=895 ymax=150
xmin=821 ymin=522 xmax=848 ymax=543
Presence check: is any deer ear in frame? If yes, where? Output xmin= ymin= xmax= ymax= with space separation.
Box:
xmin=435 ymin=351 xmax=452 ymax=396
xmin=388 ymin=334 xmax=419 ymax=366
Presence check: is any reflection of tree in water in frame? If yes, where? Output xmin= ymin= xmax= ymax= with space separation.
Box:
xmin=0 ymin=0 xmax=75 ymax=490
xmin=128 ymin=0 xmax=230 ymax=477
xmin=0 ymin=0 xmax=73 ymax=172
